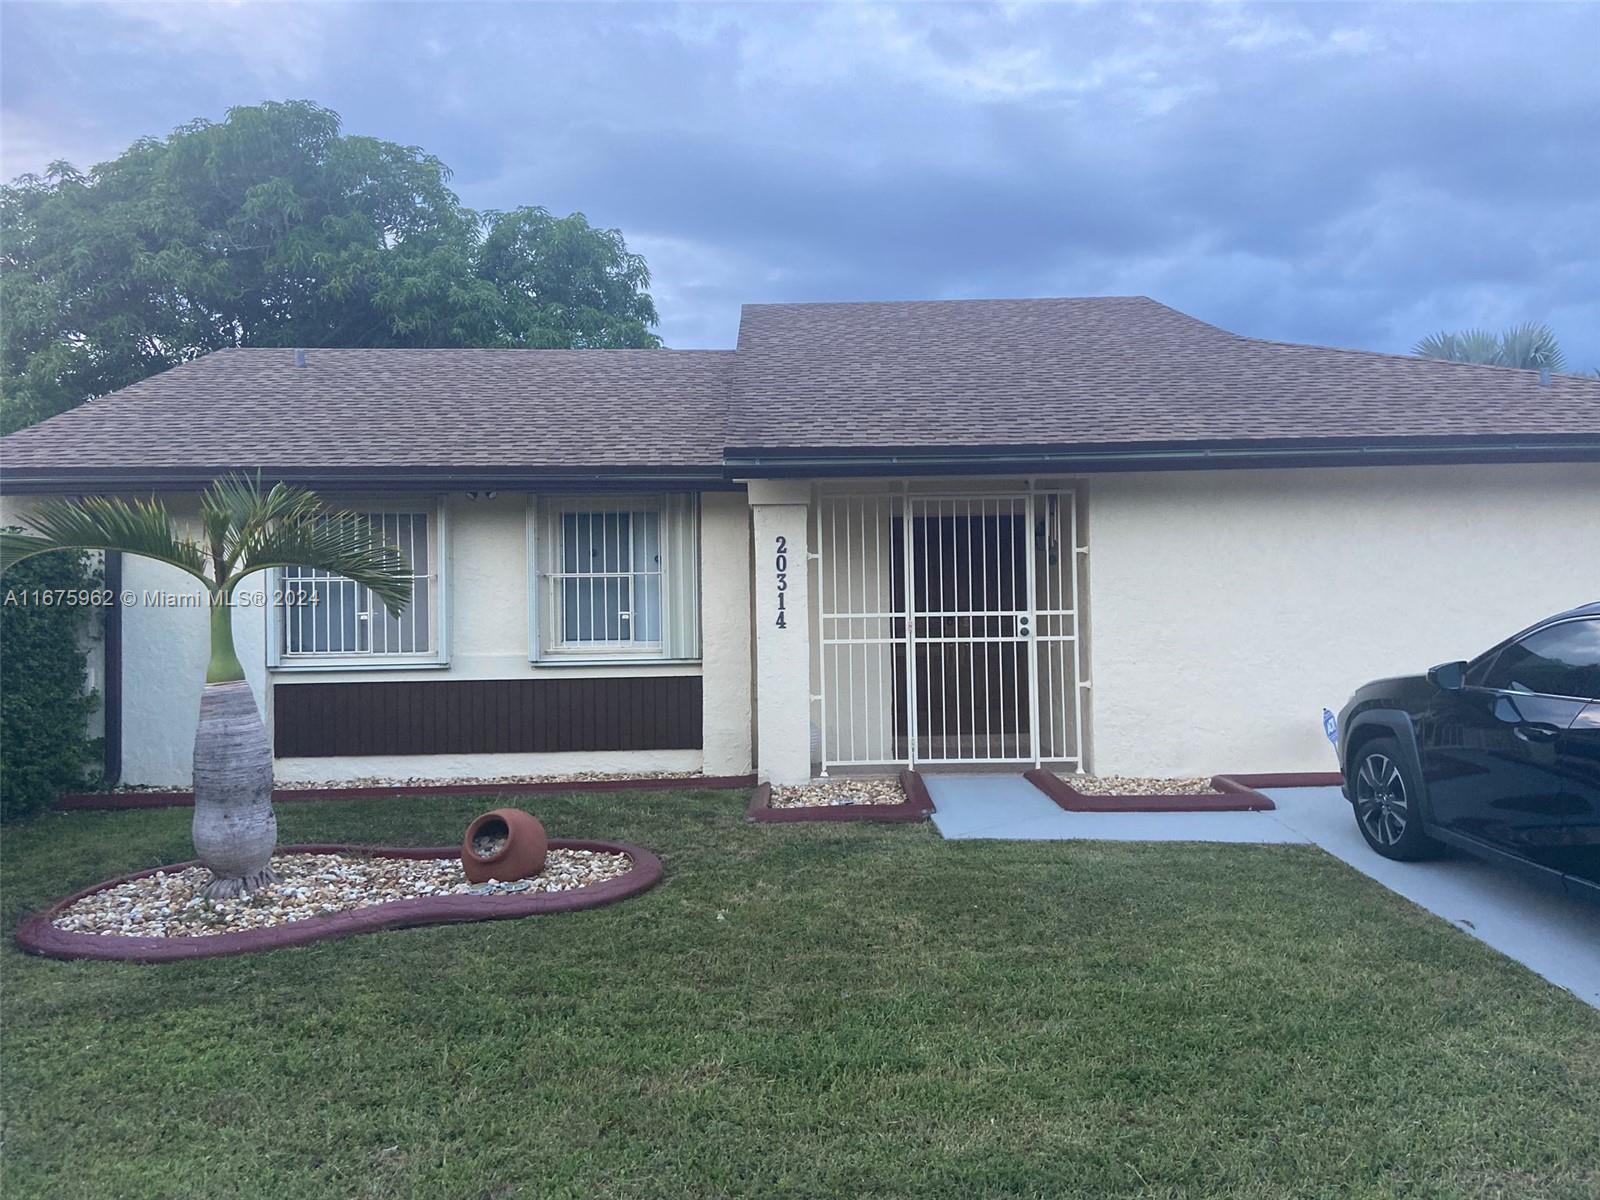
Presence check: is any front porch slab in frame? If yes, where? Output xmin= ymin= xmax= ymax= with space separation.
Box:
xmin=925 ymin=774 xmax=1307 ymax=843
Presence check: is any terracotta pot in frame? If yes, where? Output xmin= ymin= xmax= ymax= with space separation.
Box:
xmin=461 ymin=808 xmax=548 ymax=883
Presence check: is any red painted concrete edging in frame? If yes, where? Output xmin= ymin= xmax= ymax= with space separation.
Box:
xmin=14 ymin=839 xmax=663 ymax=964
xmin=1027 ymin=769 xmax=1280 ymax=813
xmin=54 ymin=775 xmax=758 ymax=813
xmin=1213 ymin=771 xmax=1344 ymax=792
xmin=746 ymin=769 xmax=935 ymax=823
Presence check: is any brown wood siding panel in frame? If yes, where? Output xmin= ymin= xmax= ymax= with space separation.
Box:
xmin=273 ymin=677 xmax=704 ymax=758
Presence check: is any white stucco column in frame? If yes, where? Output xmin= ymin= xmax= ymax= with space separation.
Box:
xmin=747 ymin=480 xmax=812 ymax=784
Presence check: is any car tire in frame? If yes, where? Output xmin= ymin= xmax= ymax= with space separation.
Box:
xmin=1348 ymin=736 xmax=1436 ymax=861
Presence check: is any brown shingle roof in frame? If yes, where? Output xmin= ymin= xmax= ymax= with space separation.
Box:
xmin=4 ymin=297 xmax=1598 ymax=490
xmin=729 ymin=296 xmax=1600 ymax=449
xmin=1 ymin=347 xmax=732 ymax=478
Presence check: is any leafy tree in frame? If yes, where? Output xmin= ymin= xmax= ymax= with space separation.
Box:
xmin=1 ymin=101 xmax=660 ymax=433
xmin=0 ymin=543 xmax=101 ymax=821
xmin=1413 ymin=323 xmax=1567 ymax=372
xmin=1 ymin=477 xmax=411 ymax=895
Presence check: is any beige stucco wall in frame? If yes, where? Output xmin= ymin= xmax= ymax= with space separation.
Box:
xmin=15 ymin=464 xmax=1596 ymax=788
xmin=270 ymin=490 xmax=752 ymax=784
xmin=700 ymin=491 xmax=754 ymax=774
xmin=5 ymin=490 xmax=750 ymax=788
xmin=115 ymin=553 xmax=272 ymax=786
xmin=1085 ymin=463 xmax=1600 ymax=775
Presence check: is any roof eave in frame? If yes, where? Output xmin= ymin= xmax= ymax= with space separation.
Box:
xmin=0 ymin=463 xmax=737 ymax=496
xmin=722 ymin=435 xmax=1600 ymax=477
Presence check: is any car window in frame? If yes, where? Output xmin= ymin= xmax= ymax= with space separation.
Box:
xmin=1477 ymin=618 xmax=1600 ymax=700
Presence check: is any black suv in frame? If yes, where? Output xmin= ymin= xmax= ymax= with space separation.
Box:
xmin=1336 ymin=603 xmax=1600 ymax=904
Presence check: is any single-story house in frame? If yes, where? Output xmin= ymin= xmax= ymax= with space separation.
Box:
xmin=3 ymin=296 xmax=1597 ymax=788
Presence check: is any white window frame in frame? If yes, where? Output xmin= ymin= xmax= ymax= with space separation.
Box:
xmin=528 ymin=494 xmax=700 ymax=665
xmin=268 ymin=503 xmax=450 ymax=671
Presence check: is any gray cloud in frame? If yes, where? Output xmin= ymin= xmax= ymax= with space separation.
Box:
xmin=4 ymin=1 xmax=1597 ymax=369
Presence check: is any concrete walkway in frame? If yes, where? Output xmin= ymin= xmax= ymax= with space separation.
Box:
xmin=926 ymin=774 xmax=1307 ymax=842
xmin=924 ymin=774 xmax=1600 ymax=1010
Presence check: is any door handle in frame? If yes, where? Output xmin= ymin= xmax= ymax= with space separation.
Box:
xmin=1514 ymin=724 xmax=1559 ymax=744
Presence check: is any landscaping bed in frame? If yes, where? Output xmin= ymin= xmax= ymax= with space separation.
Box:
xmin=747 ymin=770 xmax=934 ymax=823
xmin=1027 ymin=769 xmax=1276 ymax=812
xmin=55 ymin=772 xmax=756 ymax=811
xmin=1067 ymin=774 xmax=1222 ymax=796
xmin=15 ymin=839 xmax=660 ymax=962
xmin=769 ymin=778 xmax=905 ymax=808
xmin=49 ymin=848 xmax=634 ymax=938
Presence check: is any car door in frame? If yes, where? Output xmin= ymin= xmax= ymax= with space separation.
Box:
xmin=1417 ymin=617 xmax=1600 ymax=861
xmin=1558 ymin=701 xmax=1600 ymax=891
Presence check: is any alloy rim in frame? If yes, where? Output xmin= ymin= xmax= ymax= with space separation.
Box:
xmin=1355 ymin=752 xmax=1408 ymax=846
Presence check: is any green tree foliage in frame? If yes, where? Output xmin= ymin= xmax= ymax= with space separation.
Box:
xmin=1413 ymin=323 xmax=1567 ymax=372
xmin=1 ymin=100 xmax=660 ymax=432
xmin=0 ymin=542 xmax=101 ymax=820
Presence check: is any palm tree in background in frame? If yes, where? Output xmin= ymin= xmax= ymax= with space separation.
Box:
xmin=1 ymin=476 xmax=411 ymax=897
xmin=1414 ymin=322 xmax=1567 ymax=372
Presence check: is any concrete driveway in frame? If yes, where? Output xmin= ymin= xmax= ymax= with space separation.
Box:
xmin=925 ymin=775 xmax=1600 ymax=1010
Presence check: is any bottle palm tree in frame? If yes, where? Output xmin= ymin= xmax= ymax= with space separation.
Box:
xmin=1414 ymin=322 xmax=1567 ymax=372
xmin=0 ymin=476 xmax=411 ymax=897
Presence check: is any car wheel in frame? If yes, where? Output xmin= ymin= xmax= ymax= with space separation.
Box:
xmin=1349 ymin=736 xmax=1435 ymax=861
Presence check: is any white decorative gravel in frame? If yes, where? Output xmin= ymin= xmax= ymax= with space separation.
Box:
xmin=101 ymin=771 xmax=706 ymax=794
xmin=51 ymin=850 xmax=633 ymax=938
xmin=1064 ymin=775 xmax=1220 ymax=796
xmin=276 ymin=770 xmax=704 ymax=791
xmin=769 ymin=778 xmax=906 ymax=808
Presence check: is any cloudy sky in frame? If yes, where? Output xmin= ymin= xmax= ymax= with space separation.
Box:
xmin=3 ymin=1 xmax=1597 ymax=367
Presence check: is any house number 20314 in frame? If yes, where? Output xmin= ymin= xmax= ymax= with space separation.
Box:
xmin=774 ymin=535 xmax=789 ymax=628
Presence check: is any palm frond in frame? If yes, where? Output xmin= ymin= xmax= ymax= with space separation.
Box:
xmin=1412 ymin=330 xmax=1462 ymax=361
xmin=0 ymin=495 xmax=211 ymax=583
xmin=1456 ymin=329 xmax=1503 ymax=364
xmin=1498 ymin=322 xmax=1566 ymax=372
xmin=230 ymin=510 xmax=413 ymax=615
xmin=1413 ymin=328 xmax=1501 ymax=364
xmin=202 ymin=473 xmax=323 ymax=580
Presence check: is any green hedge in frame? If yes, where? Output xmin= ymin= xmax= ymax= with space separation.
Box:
xmin=1 ymin=544 xmax=102 ymax=821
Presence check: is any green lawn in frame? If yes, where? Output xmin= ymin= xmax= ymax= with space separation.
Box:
xmin=3 ymin=788 xmax=1598 ymax=1199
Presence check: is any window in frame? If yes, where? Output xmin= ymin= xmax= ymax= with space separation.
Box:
xmin=558 ymin=510 xmax=662 ymax=646
xmin=276 ymin=509 xmax=444 ymax=665
xmin=1477 ymin=618 xmax=1600 ymax=701
xmin=532 ymin=496 xmax=699 ymax=661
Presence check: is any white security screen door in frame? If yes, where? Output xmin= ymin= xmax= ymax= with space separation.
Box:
xmin=904 ymin=495 xmax=1036 ymax=763
xmin=815 ymin=485 xmax=1085 ymax=772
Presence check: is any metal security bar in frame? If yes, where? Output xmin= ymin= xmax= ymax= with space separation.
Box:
xmin=531 ymin=496 xmax=700 ymax=662
xmin=547 ymin=509 xmax=663 ymax=647
xmin=282 ymin=512 xmax=435 ymax=657
xmin=905 ymin=494 xmax=1036 ymax=764
xmin=1032 ymin=490 xmax=1086 ymax=769
xmin=816 ymin=493 xmax=905 ymax=768
xmin=815 ymin=484 xmax=1085 ymax=773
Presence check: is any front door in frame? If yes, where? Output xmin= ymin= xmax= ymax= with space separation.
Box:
xmin=892 ymin=498 xmax=1035 ymax=762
